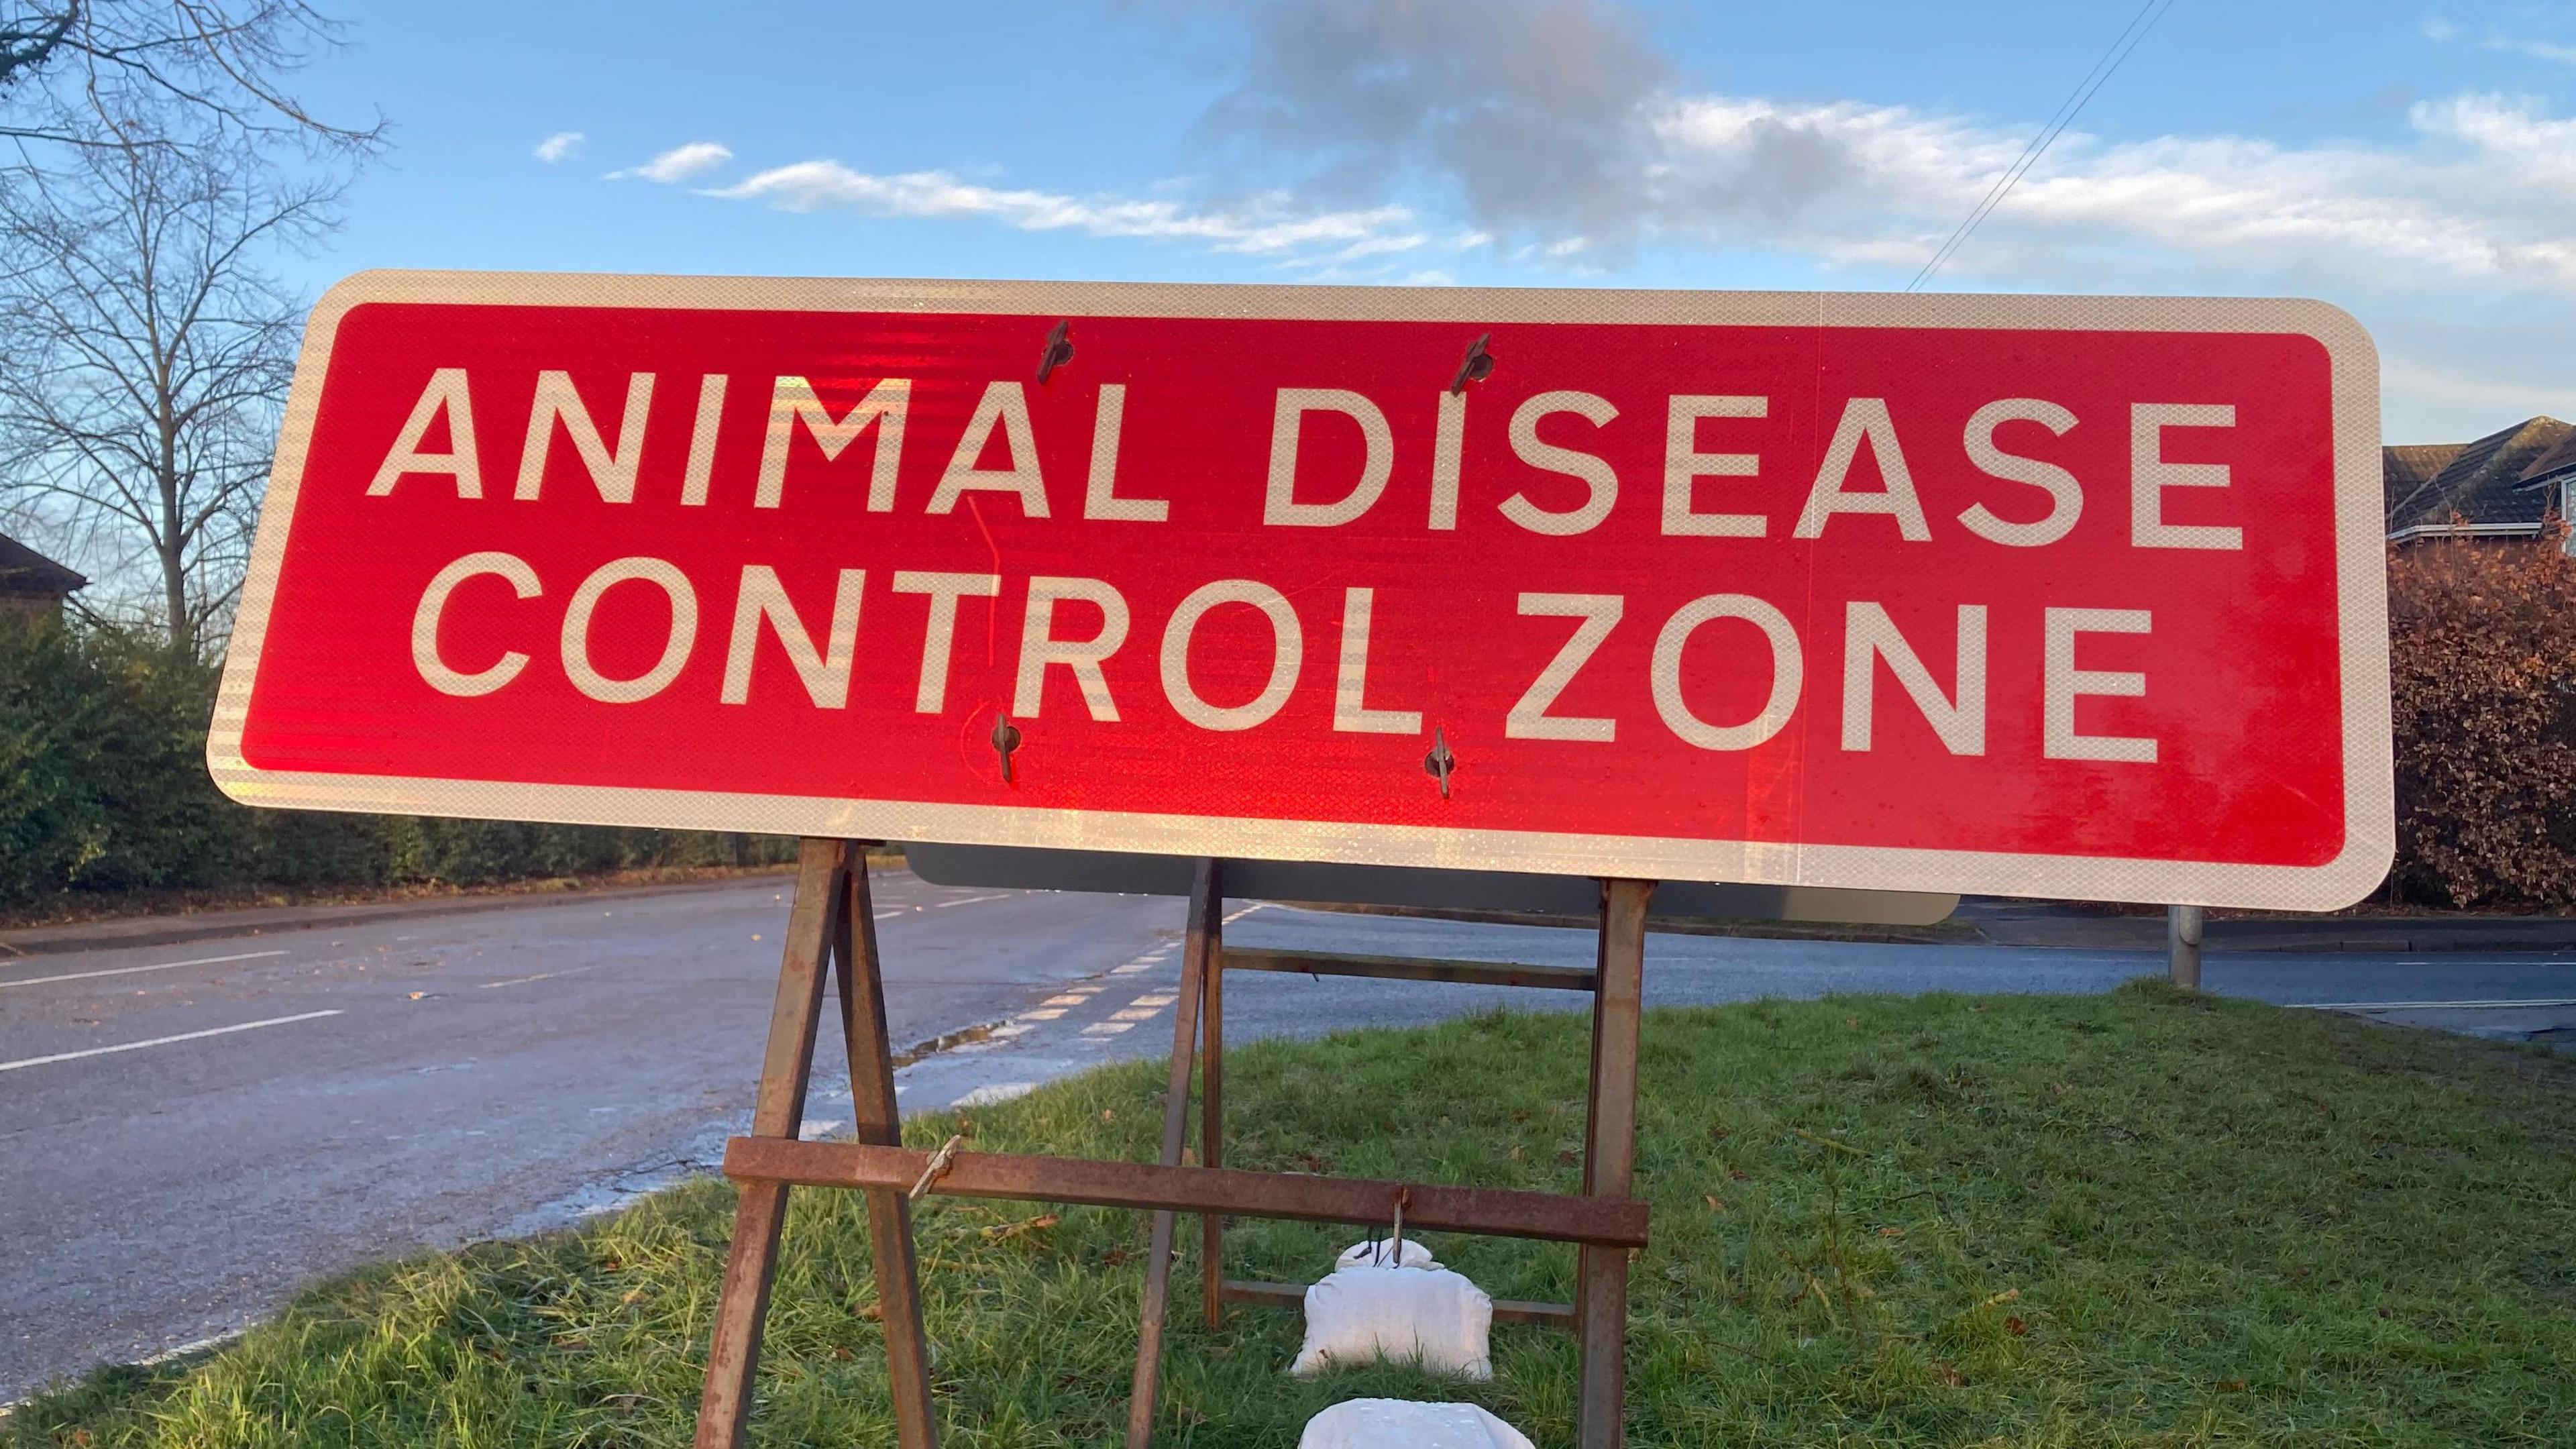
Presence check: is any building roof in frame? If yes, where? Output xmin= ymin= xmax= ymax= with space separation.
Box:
xmin=0 ymin=533 xmax=88 ymax=598
xmin=2385 ymin=416 xmax=2573 ymax=538
xmin=2519 ymin=427 xmax=2576 ymax=488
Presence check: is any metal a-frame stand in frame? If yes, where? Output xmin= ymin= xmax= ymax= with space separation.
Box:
xmin=693 ymin=839 xmax=1654 ymax=1449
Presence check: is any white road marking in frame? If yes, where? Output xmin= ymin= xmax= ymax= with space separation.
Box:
xmin=1126 ymin=994 xmax=1177 ymax=1008
xmin=1081 ymin=1020 xmax=1139 ymax=1036
xmin=0 ymin=949 xmax=288 ymax=991
xmin=1223 ymin=902 xmax=1273 ymax=925
xmin=2294 ymin=997 xmax=2576 ymax=1012
xmin=0 ymin=1010 xmax=343 ymax=1073
xmin=933 ymin=893 xmax=1012 ymax=908
xmin=478 ymin=967 xmax=594 ymax=990
xmin=1108 ymin=1006 xmax=1167 ymax=1022
xmin=1018 ymin=1008 xmax=1067 ymax=1021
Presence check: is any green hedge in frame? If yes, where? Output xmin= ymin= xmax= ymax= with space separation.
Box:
xmin=0 ymin=614 xmax=794 ymax=908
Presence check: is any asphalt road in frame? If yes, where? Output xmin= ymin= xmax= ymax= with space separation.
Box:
xmin=5 ymin=873 xmax=2573 ymax=1401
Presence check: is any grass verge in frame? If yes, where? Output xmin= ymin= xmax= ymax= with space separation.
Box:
xmin=10 ymin=981 xmax=2575 ymax=1447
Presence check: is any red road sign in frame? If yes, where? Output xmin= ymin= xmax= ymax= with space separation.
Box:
xmin=213 ymin=274 xmax=2390 ymax=909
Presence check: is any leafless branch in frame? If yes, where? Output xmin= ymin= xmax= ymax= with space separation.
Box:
xmin=0 ymin=97 xmax=341 ymax=654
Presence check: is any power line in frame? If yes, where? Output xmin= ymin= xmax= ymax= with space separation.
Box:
xmin=1907 ymin=0 xmax=2180 ymax=292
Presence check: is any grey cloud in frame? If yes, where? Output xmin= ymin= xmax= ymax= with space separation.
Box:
xmin=1193 ymin=0 xmax=1674 ymax=248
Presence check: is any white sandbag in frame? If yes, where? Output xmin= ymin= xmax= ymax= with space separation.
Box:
xmin=1297 ymin=1398 xmax=1536 ymax=1449
xmin=1337 ymin=1238 xmax=1440 ymax=1270
xmin=1292 ymin=1265 xmax=1494 ymax=1380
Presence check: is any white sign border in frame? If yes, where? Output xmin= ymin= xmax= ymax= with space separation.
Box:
xmin=211 ymin=271 xmax=2393 ymax=911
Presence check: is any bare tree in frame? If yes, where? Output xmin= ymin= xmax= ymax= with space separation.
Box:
xmin=0 ymin=1 xmax=380 ymax=151
xmin=0 ymin=104 xmax=339 ymax=655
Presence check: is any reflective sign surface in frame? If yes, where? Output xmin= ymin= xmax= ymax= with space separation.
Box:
xmin=213 ymin=274 xmax=2390 ymax=908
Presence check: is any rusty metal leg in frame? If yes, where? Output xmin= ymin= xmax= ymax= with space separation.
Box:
xmin=1125 ymin=859 xmax=1219 ymax=1449
xmin=694 ymin=839 xmax=851 ymax=1449
xmin=1199 ymin=906 xmax=1226 ymax=1332
xmin=836 ymin=853 xmax=938 ymax=1448
xmin=1575 ymin=878 xmax=1652 ymax=1449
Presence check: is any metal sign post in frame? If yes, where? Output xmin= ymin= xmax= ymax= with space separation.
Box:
xmin=693 ymin=841 xmax=1654 ymax=1448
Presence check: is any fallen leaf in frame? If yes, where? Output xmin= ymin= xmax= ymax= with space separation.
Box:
xmin=1704 ymin=1195 xmax=1726 ymax=1213
xmin=751 ymin=934 xmax=763 ymax=942
xmin=2216 ymin=1379 xmax=2247 ymax=1393
xmin=981 ymin=1214 xmax=1061 ymax=1243
xmin=1558 ymin=1150 xmax=1581 ymax=1166
xmin=1728 ymin=1166 xmax=1749 ymax=1181
xmin=408 ymin=991 xmax=426 ymax=1000
xmin=2004 ymin=1316 xmax=2028 ymax=1336
xmin=621 ymin=1289 xmax=645 ymax=1305
xmin=1102 ymin=1110 xmax=1116 ymax=1123
xmin=1933 ymin=1361 xmax=1964 ymax=1386
xmin=831 ymin=1345 xmax=855 ymax=1361
xmin=859 ymin=1302 xmax=883 ymax=1322
xmin=1878 ymin=1226 xmax=1905 ymax=1238
xmin=1103 ymin=1248 xmax=1134 ymax=1267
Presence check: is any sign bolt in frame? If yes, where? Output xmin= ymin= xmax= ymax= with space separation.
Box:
xmin=1448 ymin=333 xmax=1496 ymax=394
xmin=1036 ymin=320 xmax=1075 ymax=384
xmin=1424 ymin=727 xmax=1456 ymax=800
xmin=991 ymin=711 xmax=1024 ymax=784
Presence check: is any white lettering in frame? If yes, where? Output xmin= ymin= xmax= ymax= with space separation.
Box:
xmin=1506 ymin=594 xmax=1622 ymax=742
xmin=1429 ymin=390 xmax=1465 ymax=531
xmin=720 ymin=565 xmax=864 ymax=708
xmin=1015 ymin=576 xmax=1130 ymax=720
xmin=680 ymin=374 xmax=727 ymax=506
xmin=514 ymin=370 xmax=654 ymax=503
xmin=1652 ymin=594 xmax=1801 ymax=751
xmin=411 ymin=551 xmax=536 ymax=696
xmin=892 ymin=571 xmax=1002 ymax=714
xmin=2132 ymin=402 xmax=2241 ymax=550
xmin=1841 ymin=602 xmax=1986 ymax=755
xmin=1958 ymin=398 xmax=2081 ymax=547
xmin=1081 ymin=384 xmax=1165 ymax=522
xmin=757 ymin=376 xmax=909 ymax=511
xmin=1501 ymin=391 xmax=1619 ymax=536
xmin=931 ymin=381 xmax=1049 ymax=517
xmin=2044 ymin=607 xmax=2155 ymax=761
xmin=368 ymin=368 xmax=482 ymax=498
xmin=1332 ymin=588 xmax=1421 ymax=734
xmin=1161 ymin=580 xmax=1302 ymax=731
xmin=1662 ymin=395 xmax=1766 ymax=537
xmin=561 ymin=557 xmax=698 ymax=704
xmin=1265 ymin=388 xmax=1392 ymax=527
xmin=1795 ymin=397 xmax=1928 ymax=541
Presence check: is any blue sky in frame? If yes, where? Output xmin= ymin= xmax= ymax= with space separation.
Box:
xmin=290 ymin=0 xmax=2576 ymax=441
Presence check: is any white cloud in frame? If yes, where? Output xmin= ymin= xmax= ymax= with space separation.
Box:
xmin=612 ymin=142 xmax=735 ymax=184
xmin=2422 ymin=16 xmax=2459 ymax=42
xmin=669 ymin=80 xmax=2575 ymax=431
xmin=712 ymin=162 xmax=1415 ymax=256
xmin=533 ymin=131 xmax=584 ymax=163
xmin=1646 ymin=91 xmax=2576 ymax=299
xmin=2482 ymin=32 xmax=2576 ymax=65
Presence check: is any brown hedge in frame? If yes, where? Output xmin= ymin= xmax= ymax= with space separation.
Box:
xmin=2386 ymin=535 xmax=2576 ymax=908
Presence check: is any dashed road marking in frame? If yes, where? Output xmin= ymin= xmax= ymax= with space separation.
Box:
xmin=2294 ymin=996 xmax=2576 ymax=1012
xmin=478 ymin=967 xmax=594 ymax=990
xmin=0 ymin=949 xmax=288 ymax=991
xmin=0 ymin=1010 xmax=343 ymax=1073
xmin=933 ymin=893 xmax=1013 ymax=909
